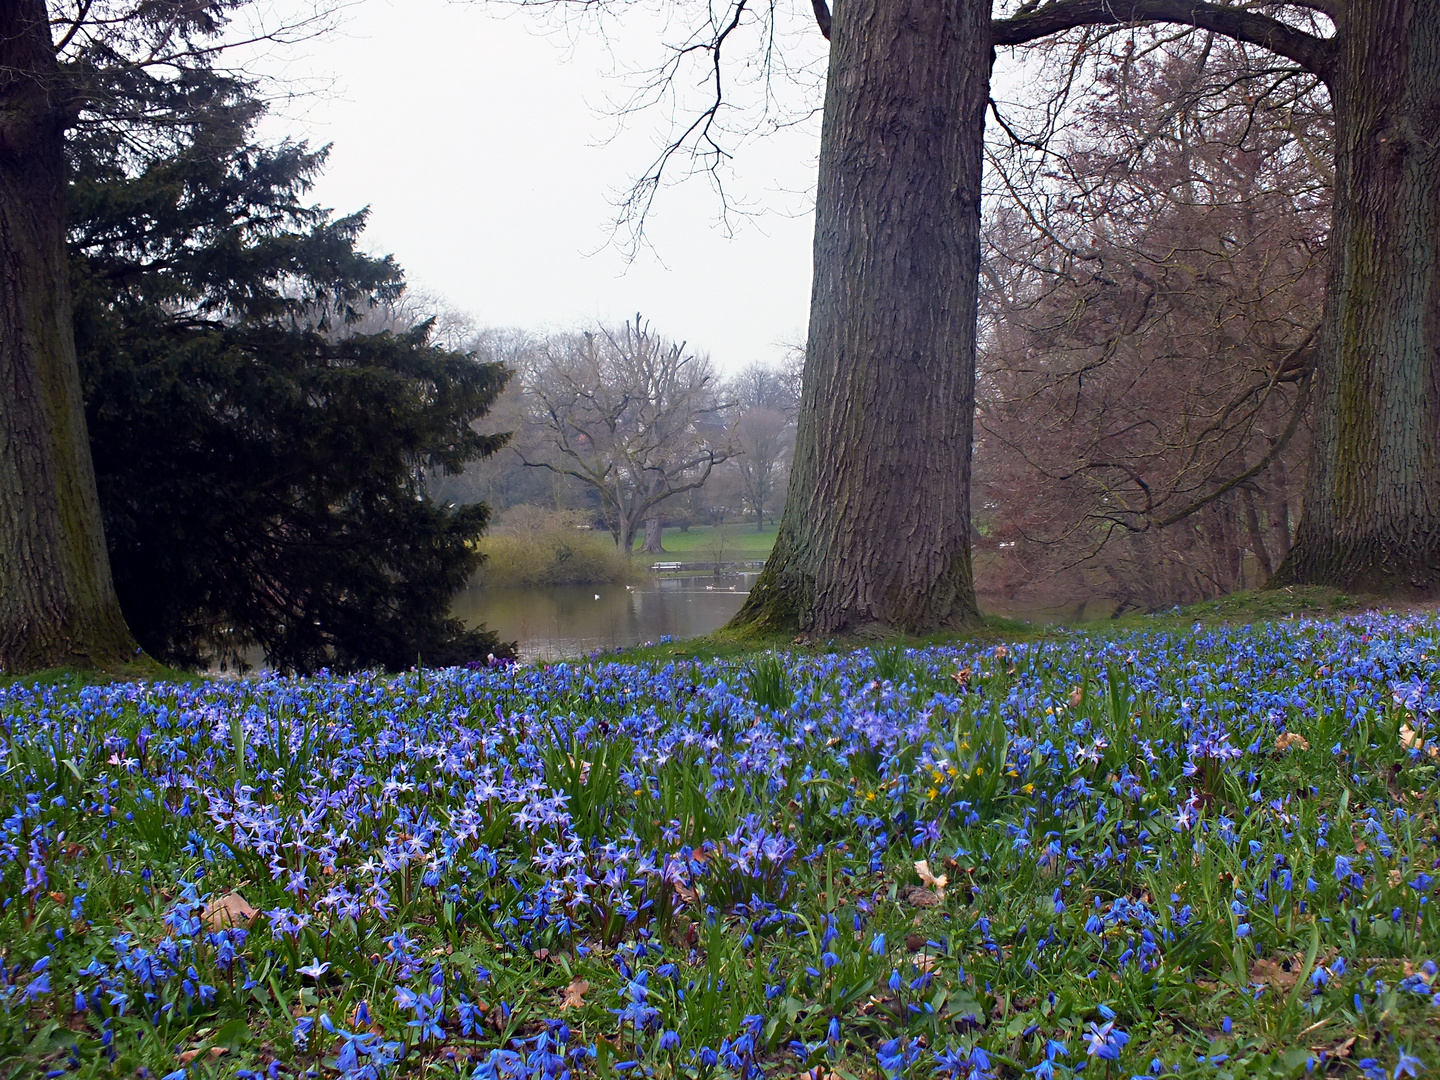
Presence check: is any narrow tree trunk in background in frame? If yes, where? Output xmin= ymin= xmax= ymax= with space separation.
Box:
xmin=642 ymin=517 xmax=665 ymax=554
xmin=1219 ymin=501 xmax=1244 ymax=591
xmin=1276 ymin=0 xmax=1440 ymax=593
xmin=0 ymin=2 xmax=136 ymax=672
xmin=1265 ymin=459 xmax=1292 ymax=567
xmin=733 ymin=0 xmax=990 ymax=636
xmin=1243 ymin=486 xmax=1274 ymax=580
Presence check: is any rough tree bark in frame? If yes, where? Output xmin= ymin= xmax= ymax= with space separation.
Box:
xmin=642 ymin=516 xmax=665 ymax=554
xmin=0 ymin=2 xmax=136 ymax=671
xmin=732 ymin=0 xmax=990 ymax=636
xmin=1274 ymin=1 xmax=1440 ymax=592
xmin=995 ymin=0 xmax=1440 ymax=596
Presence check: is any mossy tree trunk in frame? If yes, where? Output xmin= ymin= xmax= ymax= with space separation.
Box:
xmin=732 ymin=0 xmax=989 ymax=637
xmin=0 ymin=1 xmax=136 ymax=671
xmin=1275 ymin=0 xmax=1440 ymax=593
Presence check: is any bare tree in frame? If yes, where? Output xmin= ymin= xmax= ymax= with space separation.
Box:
xmin=518 ymin=316 xmax=732 ymax=554
xmin=729 ymin=406 xmax=790 ymax=529
xmin=722 ymin=360 xmax=799 ymax=529
xmin=974 ymin=31 xmax=1325 ymax=610
xmin=492 ymin=0 xmax=1439 ymax=630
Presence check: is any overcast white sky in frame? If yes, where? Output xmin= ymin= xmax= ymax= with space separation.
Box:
xmin=248 ymin=0 xmax=830 ymax=372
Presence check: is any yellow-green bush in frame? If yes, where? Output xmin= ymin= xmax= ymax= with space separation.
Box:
xmin=475 ymin=508 xmax=634 ymax=587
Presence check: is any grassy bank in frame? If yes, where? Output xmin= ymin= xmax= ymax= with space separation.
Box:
xmin=2 ymin=601 xmax=1438 ymax=1077
xmin=634 ymin=523 xmax=779 ymax=560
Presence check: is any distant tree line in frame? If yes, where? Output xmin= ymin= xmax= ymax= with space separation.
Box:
xmin=430 ymin=330 xmax=801 ymax=550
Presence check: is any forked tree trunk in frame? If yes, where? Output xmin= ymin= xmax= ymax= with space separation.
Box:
xmin=0 ymin=2 xmax=136 ymax=671
xmin=732 ymin=0 xmax=990 ymax=636
xmin=1276 ymin=0 xmax=1440 ymax=593
xmin=1242 ymin=486 xmax=1274 ymax=580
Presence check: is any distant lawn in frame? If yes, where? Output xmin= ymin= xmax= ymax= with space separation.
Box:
xmin=633 ymin=522 xmax=777 ymax=558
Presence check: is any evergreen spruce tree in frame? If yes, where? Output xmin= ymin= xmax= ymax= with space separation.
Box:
xmin=70 ymin=108 xmax=514 ymax=673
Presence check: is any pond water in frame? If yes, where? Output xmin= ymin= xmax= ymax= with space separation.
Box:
xmin=450 ymin=575 xmax=758 ymax=661
xmin=450 ymin=575 xmax=1119 ymax=663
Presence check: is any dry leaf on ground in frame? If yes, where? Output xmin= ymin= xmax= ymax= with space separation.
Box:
xmin=179 ymin=1048 xmax=228 ymax=1065
xmin=1249 ymin=957 xmax=1301 ymax=993
xmin=903 ymin=885 xmax=940 ymax=908
xmin=914 ymin=860 xmax=947 ymax=899
xmin=202 ymin=892 xmax=258 ymax=931
xmin=560 ymin=978 xmax=589 ymax=1010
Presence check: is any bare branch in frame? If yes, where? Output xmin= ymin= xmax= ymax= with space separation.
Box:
xmin=1155 ymin=367 xmax=1312 ymax=527
xmin=992 ymin=1 xmax=1335 ymax=81
xmin=810 ymin=0 xmax=831 ymax=40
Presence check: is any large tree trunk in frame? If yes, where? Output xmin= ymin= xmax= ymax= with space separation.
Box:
xmin=642 ymin=516 xmax=665 ymax=554
xmin=1276 ymin=0 xmax=1440 ymax=593
xmin=732 ymin=0 xmax=990 ymax=636
xmin=0 ymin=2 xmax=136 ymax=671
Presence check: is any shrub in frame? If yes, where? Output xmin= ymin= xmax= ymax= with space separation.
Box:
xmin=476 ymin=508 xmax=634 ymax=586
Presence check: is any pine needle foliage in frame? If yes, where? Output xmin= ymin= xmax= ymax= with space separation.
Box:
xmin=69 ymin=106 xmax=512 ymax=673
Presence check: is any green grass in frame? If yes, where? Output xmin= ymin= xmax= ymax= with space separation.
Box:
xmin=614 ymin=586 xmax=1370 ymax=666
xmin=0 ymin=655 xmax=198 ymax=691
xmin=632 ymin=523 xmax=778 ymax=559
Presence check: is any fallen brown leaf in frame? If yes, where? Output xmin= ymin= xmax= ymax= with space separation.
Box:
xmin=1249 ymin=957 xmax=1300 ymax=993
xmin=202 ymin=892 xmax=259 ymax=931
xmin=560 ymin=978 xmax=589 ymax=1010
xmin=178 ymin=1047 xmax=228 ymax=1065
xmin=914 ymin=860 xmax=947 ymax=899
xmin=1313 ymin=1036 xmax=1354 ymax=1060
xmin=902 ymin=885 xmax=941 ymax=909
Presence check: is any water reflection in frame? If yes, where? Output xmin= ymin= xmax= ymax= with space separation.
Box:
xmin=450 ymin=574 xmax=757 ymax=661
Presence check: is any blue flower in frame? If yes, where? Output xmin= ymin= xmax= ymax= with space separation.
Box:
xmin=1082 ymin=1021 xmax=1130 ymax=1061
xmin=23 ymin=973 xmax=50 ymax=1002
xmin=1395 ymin=1051 xmax=1425 ymax=1079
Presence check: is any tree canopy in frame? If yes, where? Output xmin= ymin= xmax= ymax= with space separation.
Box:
xmin=70 ymin=108 xmax=513 ymax=673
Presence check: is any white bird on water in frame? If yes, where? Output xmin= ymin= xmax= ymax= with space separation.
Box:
xmin=594 ymin=594 xmax=600 ymax=600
